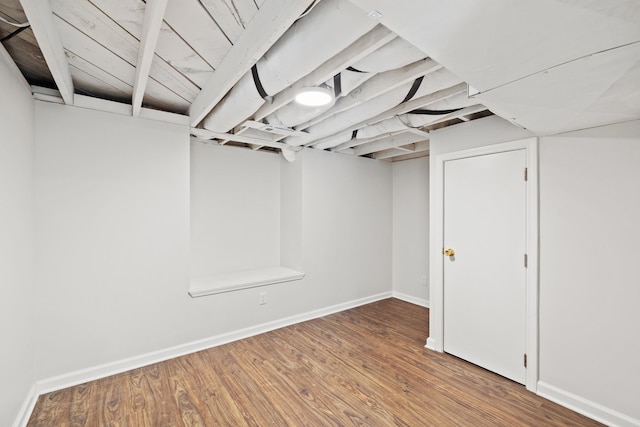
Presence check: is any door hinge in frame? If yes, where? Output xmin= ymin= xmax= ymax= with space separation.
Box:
xmin=524 ymin=253 xmax=528 ymax=268
xmin=524 ymin=353 xmax=527 ymax=368
xmin=524 ymin=167 xmax=528 ymax=181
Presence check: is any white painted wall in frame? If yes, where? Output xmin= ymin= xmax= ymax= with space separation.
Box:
xmin=429 ymin=115 xmax=534 ymax=157
xmin=33 ymin=103 xmax=393 ymax=385
xmin=34 ymin=102 xmax=191 ymax=379
xmin=300 ymin=149 xmax=392 ymax=307
xmin=280 ymin=150 xmax=303 ymax=271
xmin=190 ymin=143 xmax=280 ymax=277
xmin=539 ymin=120 xmax=640 ymax=422
xmin=429 ymin=115 xmax=640 ymax=425
xmin=26 ymin=94 xmax=638 ymax=424
xmin=392 ymin=157 xmax=430 ymax=306
xmin=0 ymin=51 xmax=35 ymax=426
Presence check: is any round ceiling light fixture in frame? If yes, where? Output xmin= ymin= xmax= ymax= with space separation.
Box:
xmin=294 ymin=86 xmax=334 ymax=107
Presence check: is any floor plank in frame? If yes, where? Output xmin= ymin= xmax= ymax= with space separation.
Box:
xmin=28 ymin=298 xmax=603 ymax=426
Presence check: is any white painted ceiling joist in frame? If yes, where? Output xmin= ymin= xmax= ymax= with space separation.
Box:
xmin=297 ymin=58 xmax=442 ymax=131
xmin=308 ymin=82 xmax=467 ymax=148
xmin=331 ymin=129 xmax=408 ymax=152
xmin=373 ymin=140 xmax=430 ymax=160
xmin=417 ymin=103 xmax=489 ymax=128
xmin=253 ymin=25 xmax=396 ymax=121
xmin=332 ymin=104 xmax=485 ymax=153
xmin=242 ymin=120 xmax=308 ymax=136
xmin=132 ymin=0 xmax=168 ymax=116
xmin=191 ymin=128 xmax=303 ymax=151
xmin=19 ymin=0 xmax=74 ymax=104
xmin=354 ymin=131 xmax=428 ymax=156
xmin=388 ymin=150 xmax=431 ymax=162
xmin=189 ymin=0 xmax=317 ymax=127
xmin=372 ymin=148 xmax=409 ymax=160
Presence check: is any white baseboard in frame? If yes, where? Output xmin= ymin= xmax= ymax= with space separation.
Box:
xmin=392 ymin=291 xmax=429 ymax=308
xmin=537 ymin=382 xmax=640 ymax=427
xmin=36 ymin=291 xmax=393 ymax=395
xmin=12 ymin=384 xmax=38 ymax=427
xmin=22 ymin=295 xmax=640 ymax=427
xmin=425 ymin=337 xmax=441 ymax=352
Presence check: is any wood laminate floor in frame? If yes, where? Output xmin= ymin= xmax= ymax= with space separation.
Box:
xmin=28 ymin=298 xmax=602 ymax=426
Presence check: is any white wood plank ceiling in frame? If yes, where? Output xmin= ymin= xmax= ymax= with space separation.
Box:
xmin=2 ymin=0 xmax=636 ymax=162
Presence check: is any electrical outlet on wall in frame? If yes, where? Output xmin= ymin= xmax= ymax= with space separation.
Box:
xmin=421 ymin=275 xmax=428 ymax=286
xmin=259 ymin=292 xmax=267 ymax=305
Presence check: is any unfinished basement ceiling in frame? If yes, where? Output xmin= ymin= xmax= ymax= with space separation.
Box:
xmin=1 ymin=0 xmax=638 ymax=162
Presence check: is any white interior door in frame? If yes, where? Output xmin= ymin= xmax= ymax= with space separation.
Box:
xmin=443 ymin=149 xmax=526 ymax=384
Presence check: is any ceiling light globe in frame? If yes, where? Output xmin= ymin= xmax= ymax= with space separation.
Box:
xmin=294 ymin=87 xmax=333 ymax=107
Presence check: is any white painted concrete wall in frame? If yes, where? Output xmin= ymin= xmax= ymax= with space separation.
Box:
xmin=539 ymin=121 xmax=640 ymax=422
xmin=0 ymin=52 xmax=35 ymax=426
xmin=430 ymin=115 xmax=640 ymax=424
xmin=33 ymin=102 xmax=393 ymax=383
xmin=392 ymin=157 xmax=430 ymax=306
xmin=190 ymin=143 xmax=281 ymax=277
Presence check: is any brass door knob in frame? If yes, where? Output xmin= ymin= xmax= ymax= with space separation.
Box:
xmin=444 ymin=248 xmax=455 ymax=256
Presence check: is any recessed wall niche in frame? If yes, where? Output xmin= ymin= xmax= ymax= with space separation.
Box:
xmin=189 ymin=142 xmax=303 ymax=296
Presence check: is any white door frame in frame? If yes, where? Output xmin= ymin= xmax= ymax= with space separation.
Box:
xmin=426 ymin=137 xmax=539 ymax=392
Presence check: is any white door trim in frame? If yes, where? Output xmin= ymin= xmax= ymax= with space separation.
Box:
xmin=426 ymin=137 xmax=539 ymax=392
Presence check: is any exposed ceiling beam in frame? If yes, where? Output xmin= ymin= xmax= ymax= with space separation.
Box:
xmin=191 ymin=128 xmax=303 ymax=151
xmin=372 ymin=148 xmax=408 ymax=160
xmin=351 ymin=82 xmax=468 ymax=131
xmin=189 ymin=0 xmax=316 ymax=127
xmin=19 ymin=0 xmax=74 ymax=104
xmin=389 ymin=150 xmax=430 ymax=162
xmin=372 ymin=140 xmax=429 ymax=159
xmin=416 ymin=104 xmax=488 ymax=129
xmin=330 ymin=129 xmax=406 ymax=152
xmin=241 ymin=120 xmax=308 ymax=136
xmin=253 ymin=25 xmax=396 ymax=121
xmin=354 ymin=132 xmax=429 ymax=156
xmin=340 ymin=105 xmax=486 ymax=154
xmin=132 ymin=0 xmax=168 ymax=116
xmin=308 ymin=82 xmax=467 ymax=148
xmin=296 ymin=58 xmax=442 ymax=130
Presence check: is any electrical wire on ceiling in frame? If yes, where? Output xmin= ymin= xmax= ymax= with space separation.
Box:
xmin=296 ymin=0 xmax=322 ymax=21
xmin=1 ymin=25 xmax=29 ymax=43
xmin=0 ymin=15 xmax=30 ymax=28
xmin=407 ymin=108 xmax=463 ymax=115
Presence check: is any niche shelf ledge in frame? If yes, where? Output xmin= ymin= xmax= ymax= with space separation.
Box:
xmin=189 ymin=266 xmax=305 ymax=297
